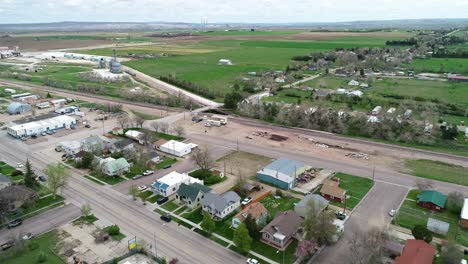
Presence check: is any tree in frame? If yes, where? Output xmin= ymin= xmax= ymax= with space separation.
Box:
xmin=174 ymin=126 xmax=186 ymax=138
xmin=200 ymin=213 xmax=216 ymax=236
xmin=191 ymin=147 xmax=214 ymax=171
xmin=159 ymin=122 xmax=170 ymax=134
xmin=439 ymin=240 xmax=463 ymax=264
xmin=80 ymin=152 xmax=94 ymax=169
xmin=348 ymin=228 xmax=388 ymax=264
xmin=118 ymin=116 xmax=129 ymax=129
xmin=411 ymin=224 xmax=432 ymax=243
xmin=446 ymin=191 xmax=464 ymax=214
xmin=46 ymin=92 xmax=52 ymax=98
xmin=134 ymin=116 xmax=145 ymax=128
xmin=244 ymin=214 xmax=261 ymax=240
xmin=128 ymin=185 xmax=138 ymax=201
xmin=295 ymin=240 xmax=316 ymax=259
xmin=415 ymin=178 xmax=434 ymax=191
xmin=24 ymin=159 xmax=36 ymax=188
xmin=224 ymin=92 xmax=243 ymax=109
xmin=44 ymin=163 xmax=70 ymax=199
xmin=151 ymin=121 xmax=160 ymax=132
xmin=303 ymin=201 xmax=337 ymax=245
xmin=233 ymin=223 xmax=252 ymax=254
xmin=81 ymin=203 xmax=92 ymax=218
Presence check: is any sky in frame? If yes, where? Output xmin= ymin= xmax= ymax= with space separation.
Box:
xmin=0 ymin=0 xmax=467 ymax=24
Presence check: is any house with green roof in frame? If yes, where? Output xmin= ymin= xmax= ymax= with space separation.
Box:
xmin=416 ymin=190 xmax=447 ymax=212
xmin=102 ymin=157 xmax=130 ymax=176
xmin=175 ymin=183 xmax=211 ymax=210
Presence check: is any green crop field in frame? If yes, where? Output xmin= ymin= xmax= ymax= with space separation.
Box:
xmin=198 ymin=29 xmax=304 ymax=36
xmin=407 ymin=58 xmax=468 ymax=74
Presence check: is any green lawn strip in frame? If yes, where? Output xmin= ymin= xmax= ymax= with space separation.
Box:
xmin=130 ymin=110 xmax=160 ymax=120
xmin=174 ymin=206 xmax=187 ymax=215
xmin=83 ymin=175 xmax=105 ymax=185
xmin=405 ymin=159 xmax=468 ymax=186
xmin=182 ymin=207 xmax=204 ymax=224
xmin=154 ymin=208 xmax=166 ymax=216
xmin=171 ymin=217 xmax=194 ymax=229
xmin=161 ymin=201 xmax=179 ymax=212
xmin=213 ymin=213 xmax=238 ymax=240
xmin=155 ymin=157 xmax=178 ymax=170
xmin=0 ymin=230 xmax=64 ymax=264
xmin=124 ymin=165 xmax=147 ymax=179
xmin=212 ymin=236 xmax=230 ymax=247
xmin=261 ymin=195 xmax=300 ymax=217
xmin=138 ymin=190 xmax=154 ymax=199
xmin=148 ymin=194 xmax=163 ymax=203
xmin=250 ymin=239 xmax=298 ymax=264
xmin=10 ymin=195 xmax=65 ymax=220
xmin=394 ymin=190 xmax=468 ymax=246
xmin=89 ymin=172 xmax=125 ymax=185
xmin=72 ymin=214 xmax=99 ymax=225
xmin=0 ymin=163 xmax=16 ymax=175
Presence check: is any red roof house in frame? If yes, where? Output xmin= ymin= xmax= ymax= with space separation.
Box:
xmin=394 ymin=239 xmax=436 ymax=264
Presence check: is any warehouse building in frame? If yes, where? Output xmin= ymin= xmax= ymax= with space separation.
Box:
xmin=159 ymin=140 xmax=193 ymax=157
xmin=256 ymin=158 xmax=308 ymax=190
xmin=7 ymin=115 xmax=76 ymax=138
xmin=7 ymin=102 xmax=31 ymax=115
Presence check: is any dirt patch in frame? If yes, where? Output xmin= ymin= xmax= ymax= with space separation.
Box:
xmin=215 ymin=150 xmax=273 ymax=178
xmin=0 ymin=37 xmax=112 ymax=51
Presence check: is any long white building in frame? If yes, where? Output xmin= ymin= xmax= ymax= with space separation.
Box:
xmin=159 ymin=140 xmax=193 ymax=157
xmin=7 ymin=115 xmax=77 ymax=138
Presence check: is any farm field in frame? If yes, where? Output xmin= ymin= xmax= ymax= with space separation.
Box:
xmin=407 ymin=58 xmax=468 ymax=74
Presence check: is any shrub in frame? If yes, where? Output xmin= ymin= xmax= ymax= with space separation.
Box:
xmin=37 ymin=251 xmax=47 ymax=263
xmin=105 ymin=225 xmax=120 ymax=236
xmin=11 ymin=170 xmax=24 ymax=176
xmin=412 ymin=224 xmax=432 ymax=243
xmin=275 ymin=189 xmax=283 ymax=197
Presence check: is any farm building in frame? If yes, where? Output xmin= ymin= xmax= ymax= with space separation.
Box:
xmin=460 ymin=198 xmax=468 ymax=228
xmin=7 ymin=102 xmax=31 ymax=115
xmin=320 ymin=179 xmax=346 ymax=203
xmin=416 ymin=190 xmax=447 ymax=212
xmin=50 ymin=99 xmax=67 ymax=108
xmin=294 ymin=194 xmax=329 ymax=218
xmin=159 ymin=140 xmax=192 ymax=157
xmin=7 ymin=115 xmax=76 ymax=138
xmin=218 ymin=59 xmax=232 ymax=65
xmin=152 ymin=171 xmax=203 ymax=197
xmin=348 ymin=90 xmax=363 ymax=98
xmin=4 ymin=88 xmax=16 ymax=94
xmin=394 ymin=239 xmax=436 ymax=264
xmin=256 ymin=158 xmax=308 ymax=190
xmin=371 ymin=106 xmax=382 ymax=115
xmin=232 ymin=202 xmax=268 ymax=229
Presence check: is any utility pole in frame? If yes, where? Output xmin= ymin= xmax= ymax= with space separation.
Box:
xmin=236 ymin=138 xmax=239 ymax=151
xmin=372 ymin=164 xmax=376 ymax=181
xmin=102 ymin=119 xmax=105 ymax=136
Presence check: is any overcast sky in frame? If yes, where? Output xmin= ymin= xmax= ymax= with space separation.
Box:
xmin=0 ymin=0 xmax=467 ymax=24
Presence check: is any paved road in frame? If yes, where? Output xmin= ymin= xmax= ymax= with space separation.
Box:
xmin=0 ymin=204 xmax=81 ymax=245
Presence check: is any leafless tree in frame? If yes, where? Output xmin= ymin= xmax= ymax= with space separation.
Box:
xmin=134 ymin=116 xmax=145 ymax=128
xmin=191 ymin=146 xmax=214 ymax=171
xmin=159 ymin=122 xmax=169 ymax=134
xmin=348 ymin=228 xmax=388 ymax=264
xmin=173 ymin=126 xmax=186 ymax=137
xmin=118 ymin=116 xmax=129 ymax=129
xmin=151 ymin=121 xmax=160 ymax=132
xmin=415 ymin=178 xmax=434 ymax=191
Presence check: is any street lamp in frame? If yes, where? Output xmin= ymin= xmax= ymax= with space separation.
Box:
xmin=276 ymin=250 xmax=285 ymax=264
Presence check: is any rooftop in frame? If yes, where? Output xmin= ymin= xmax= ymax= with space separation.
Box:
xmin=417 ymin=190 xmax=447 ymax=208
xmin=394 ymin=239 xmax=436 ymax=264
xmin=257 ymin=158 xmax=307 ymax=183
xmin=320 ymin=179 xmax=346 ymax=198
xmin=261 ymin=210 xmax=303 ymax=238
xmin=9 ymin=115 xmax=76 ymax=131
xmin=461 ymin=198 xmax=468 ymax=220
xmin=160 ymin=140 xmax=191 ymax=152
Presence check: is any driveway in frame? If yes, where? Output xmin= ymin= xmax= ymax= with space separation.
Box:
xmin=0 ymin=203 xmax=81 ymax=245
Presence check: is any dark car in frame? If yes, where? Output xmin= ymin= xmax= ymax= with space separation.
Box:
xmin=1 ymin=240 xmax=13 ymax=251
xmin=162 ymin=164 xmax=172 ymax=169
xmin=31 ymin=134 xmax=37 ymax=139
xmin=335 ymin=211 xmax=346 ymax=220
xmin=46 ymin=130 xmax=53 ymax=135
xmin=157 ymin=197 xmax=169 ymax=205
xmin=132 ymin=174 xmax=143 ymax=180
xmin=85 ymin=124 xmax=91 ymax=128
xmin=160 ymin=214 xmax=172 ymax=223
xmin=8 ymin=219 xmax=23 ymax=229
xmin=38 ymin=176 xmax=46 ymax=182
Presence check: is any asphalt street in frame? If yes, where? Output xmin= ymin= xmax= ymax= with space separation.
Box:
xmin=0 ymin=203 xmax=81 ymax=245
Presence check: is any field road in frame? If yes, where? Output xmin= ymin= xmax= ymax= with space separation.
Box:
xmin=0 ymin=204 xmax=81 ymax=245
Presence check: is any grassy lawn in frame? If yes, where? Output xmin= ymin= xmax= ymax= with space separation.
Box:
xmin=213 ymin=212 xmax=238 ymax=240
xmin=408 ymin=58 xmax=468 ymax=74
xmin=124 ymin=165 xmax=147 ymax=179
xmin=182 ymin=207 xmax=204 ymax=224
xmin=72 ymin=214 xmax=98 ymax=225
xmin=88 ymin=172 xmax=126 ymax=185
xmin=103 ymin=226 xmax=126 ymax=241
xmin=250 ymin=239 xmax=298 ymax=264
xmin=394 ymin=189 xmax=468 ymax=246
xmin=10 ymin=195 xmax=65 ymax=220
xmin=130 ymin=110 xmax=160 ymax=120
xmin=261 ymin=195 xmax=300 ymax=217
xmin=188 ymin=169 xmax=225 ymax=185
xmin=329 ymin=173 xmax=374 ymax=210
xmin=172 ymin=217 xmax=194 ymax=229
xmin=0 ymin=162 xmax=16 ymax=176
xmin=1 ymin=230 xmax=64 ymax=264
xmin=148 ymin=194 xmax=163 ymax=203
xmin=174 ymin=206 xmax=187 ymax=215
xmin=161 ymin=200 xmax=180 ymax=212
xmin=154 ymin=208 xmax=166 ymax=216
xmin=155 ymin=157 xmax=178 ymax=170
xmin=83 ymin=175 xmax=105 ymax=185
xmin=405 ymin=159 xmax=468 ymax=186
xmin=138 ymin=190 xmax=154 ymax=199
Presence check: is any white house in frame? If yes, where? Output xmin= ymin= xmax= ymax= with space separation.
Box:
xmin=151 ymin=171 xmax=203 ymax=197
xmin=201 ymin=191 xmax=241 ymax=220
xmin=218 ymin=59 xmax=232 ymax=65
xmin=159 ymin=140 xmax=192 ymax=157
xmin=336 ymin=88 xmax=348 ymax=95
xmin=60 ymin=141 xmax=82 ymax=155
xmin=7 ymin=115 xmax=76 ymax=138
xmin=387 ymin=108 xmax=396 ymax=114
xmin=125 ymin=130 xmax=145 ymax=144
xmin=348 ymin=90 xmax=363 ymax=98
xmin=101 ymin=157 xmax=130 ymax=176
xmin=348 ymin=80 xmax=360 ymax=86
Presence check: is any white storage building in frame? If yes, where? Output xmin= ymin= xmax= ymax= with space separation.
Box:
xmin=151 ymin=171 xmax=203 ymax=197
xmin=7 ymin=115 xmax=77 ymax=138
xmin=159 ymin=140 xmax=192 ymax=157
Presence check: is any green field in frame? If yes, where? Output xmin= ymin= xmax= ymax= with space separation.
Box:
xmin=325 ymin=173 xmax=374 ymax=210
xmin=198 ymin=30 xmax=304 ymax=36
xmin=407 ymin=58 xmax=468 ymax=74
xmin=405 ymin=159 xmax=468 ymax=186
xmin=394 ymin=189 xmax=468 ymax=246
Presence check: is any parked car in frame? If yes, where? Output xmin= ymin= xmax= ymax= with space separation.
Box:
xmin=157 ymin=197 xmax=169 ymax=205
xmin=1 ymin=240 xmax=13 ymax=251
xmin=8 ymin=219 xmax=23 ymax=229
xmin=16 ymin=163 xmax=23 ymax=168
xmin=132 ymin=174 xmax=143 ymax=180
xmin=31 ymin=134 xmax=37 ymax=139
xmin=241 ymin=197 xmax=253 ymax=206
xmin=38 ymin=176 xmax=47 ymax=182
xmin=40 ymin=131 xmax=47 ymax=136
xmin=22 ymin=233 xmax=33 ymax=240
xmin=85 ymin=124 xmax=91 ymax=128
xmin=143 ymin=170 xmax=154 ymax=176
xmin=46 ymin=130 xmax=53 ymax=135
xmin=55 ymin=146 xmax=62 ymax=152
xmin=160 ymin=214 xmax=172 ymax=223
xmin=162 ymin=164 xmax=172 ymax=169
xmin=138 ymin=185 xmax=147 ymax=191
xmin=389 ymin=209 xmax=396 ymax=217
xmin=246 ymin=258 xmax=259 ymax=264
xmin=335 ymin=211 xmax=346 ymax=220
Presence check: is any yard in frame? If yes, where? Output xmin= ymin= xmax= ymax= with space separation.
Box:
xmin=405 ymin=159 xmax=468 ymax=186
xmin=261 ymin=194 xmax=300 ymax=217
xmin=88 ymin=172 xmax=126 ymax=185
xmin=160 ymin=200 xmax=180 ymax=212
xmin=8 ymin=195 xmax=65 ymax=221
xmin=394 ymin=189 xmax=468 ymax=246
xmin=182 ymin=207 xmax=204 ymax=224
xmin=329 ymin=173 xmax=374 ymax=210
xmin=1 ymin=230 xmax=64 ymax=264
xmin=154 ymin=157 xmax=178 ymax=170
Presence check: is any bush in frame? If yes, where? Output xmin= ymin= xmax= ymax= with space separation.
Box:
xmin=11 ymin=170 xmax=24 ymax=176
xmin=412 ymin=224 xmax=432 ymax=243
xmin=105 ymin=225 xmax=120 ymax=236
xmin=28 ymin=241 xmax=39 ymax=251
xmin=37 ymin=251 xmax=47 ymax=263
xmin=275 ymin=189 xmax=283 ymax=197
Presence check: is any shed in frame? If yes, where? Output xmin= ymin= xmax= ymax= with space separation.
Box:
xmin=427 ymin=218 xmax=449 ymax=235
xmin=159 ymin=140 xmax=192 ymax=157
xmin=7 ymin=102 xmax=31 ymax=115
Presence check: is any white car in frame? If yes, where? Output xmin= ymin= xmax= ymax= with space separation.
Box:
xmin=241 ymin=197 xmax=253 ymax=206
xmin=138 ymin=185 xmax=147 ymax=191
xmin=389 ymin=209 xmax=396 ymax=217
xmin=143 ymin=170 xmax=154 ymax=176
xmin=22 ymin=233 xmax=33 ymax=240
xmin=16 ymin=163 xmax=23 ymax=168
xmin=246 ymin=258 xmax=259 ymax=264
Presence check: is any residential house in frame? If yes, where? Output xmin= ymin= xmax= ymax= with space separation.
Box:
xmin=60 ymin=140 xmax=82 ymax=155
xmin=416 ymin=190 xmax=447 ymax=212
xmin=232 ymin=202 xmax=269 ymax=228
xmin=159 ymin=140 xmax=192 ymax=157
xmin=152 ymin=171 xmax=203 ymax=197
xmin=460 ymin=198 xmax=468 ymax=228
xmin=175 ymin=183 xmax=211 ymax=210
xmin=348 ymin=90 xmax=363 ymax=98
xmin=101 ymin=157 xmax=130 ymax=176
xmin=201 ymin=191 xmax=241 ymax=220
xmin=320 ymin=179 xmax=346 ymax=203
xmin=294 ymin=194 xmax=329 ymax=218
xmin=334 ymin=69 xmax=348 ymax=77
xmin=81 ymin=135 xmax=105 ymax=153
xmin=147 ymin=152 xmax=161 ymax=166
xmin=110 ymin=138 xmax=134 ymax=153
xmin=0 ymin=185 xmax=38 ymax=211
xmin=260 ymin=210 xmax=303 ymax=249
xmin=111 ymin=127 xmax=124 ymax=135
xmin=394 ymin=239 xmax=436 ymax=264
xmin=0 ymin=174 xmax=12 ymax=190
xmin=125 ymin=130 xmax=145 ymax=144
xmin=256 ymin=158 xmax=308 ymax=190
xmin=348 ymin=80 xmax=360 ymax=86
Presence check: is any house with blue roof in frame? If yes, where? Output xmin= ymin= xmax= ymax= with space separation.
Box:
xmin=256 ymin=158 xmax=308 ymax=190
